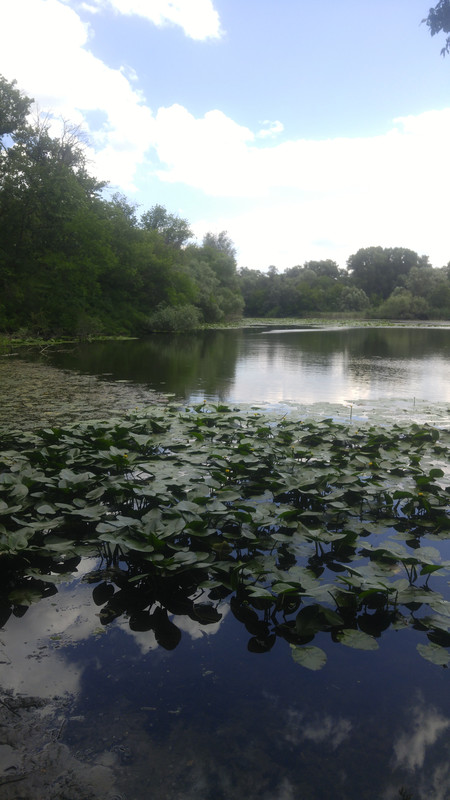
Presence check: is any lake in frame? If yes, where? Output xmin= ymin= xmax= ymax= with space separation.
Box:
xmin=47 ymin=324 xmax=450 ymax=417
xmin=0 ymin=324 xmax=449 ymax=800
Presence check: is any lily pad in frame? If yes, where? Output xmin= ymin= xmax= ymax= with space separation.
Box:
xmin=291 ymin=645 xmax=327 ymax=670
xmin=336 ymin=629 xmax=379 ymax=650
xmin=417 ymin=642 xmax=450 ymax=667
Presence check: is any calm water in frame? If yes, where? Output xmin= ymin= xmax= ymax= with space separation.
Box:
xmin=1 ymin=325 xmax=450 ymax=799
xmin=47 ymin=325 xmax=450 ymax=414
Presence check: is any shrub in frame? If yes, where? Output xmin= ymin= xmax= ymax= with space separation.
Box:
xmin=144 ymin=304 xmax=200 ymax=332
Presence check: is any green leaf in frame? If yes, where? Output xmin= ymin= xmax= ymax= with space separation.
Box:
xmin=417 ymin=642 xmax=450 ymax=667
xmin=337 ymin=629 xmax=379 ymax=650
xmin=291 ymin=645 xmax=327 ymax=671
xmin=36 ymin=503 xmax=56 ymax=515
xmin=247 ymin=586 xmax=274 ymax=599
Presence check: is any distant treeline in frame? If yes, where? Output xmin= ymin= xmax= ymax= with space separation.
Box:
xmin=1 ymin=75 xmax=449 ymax=337
xmin=238 ymin=250 xmax=450 ymax=320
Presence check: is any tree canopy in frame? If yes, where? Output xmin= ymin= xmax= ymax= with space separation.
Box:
xmin=346 ymin=247 xmax=429 ymax=301
xmin=0 ymin=75 xmax=243 ymax=335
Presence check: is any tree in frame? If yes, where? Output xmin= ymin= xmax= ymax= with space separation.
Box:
xmin=423 ymin=1 xmax=450 ymax=55
xmin=0 ymin=74 xmax=32 ymax=145
xmin=0 ymin=77 xmax=246 ymax=335
xmin=202 ymin=230 xmax=237 ymax=260
xmin=346 ymin=246 xmax=429 ymax=301
xmin=303 ymin=259 xmax=342 ymax=280
xmin=140 ymin=204 xmax=192 ymax=248
xmin=377 ymin=288 xmax=430 ymax=319
xmin=0 ymin=110 xmax=107 ymax=332
xmin=339 ymin=286 xmax=370 ymax=312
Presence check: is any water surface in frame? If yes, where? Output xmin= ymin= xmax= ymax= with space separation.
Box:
xmin=47 ymin=326 xmax=450 ymax=413
xmin=1 ymin=325 xmax=450 ymax=799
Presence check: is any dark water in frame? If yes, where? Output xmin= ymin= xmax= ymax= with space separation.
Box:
xmin=3 ymin=565 xmax=450 ymax=800
xmin=2 ymin=325 xmax=450 ymax=799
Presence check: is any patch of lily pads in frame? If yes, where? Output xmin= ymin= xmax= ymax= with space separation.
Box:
xmin=0 ymin=406 xmax=449 ymax=670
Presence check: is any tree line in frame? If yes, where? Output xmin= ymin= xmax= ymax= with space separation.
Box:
xmin=0 ymin=76 xmax=243 ymax=336
xmin=1 ymin=75 xmax=449 ymax=336
xmin=238 ymin=250 xmax=450 ymax=320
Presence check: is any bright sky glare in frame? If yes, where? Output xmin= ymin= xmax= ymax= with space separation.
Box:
xmin=1 ymin=0 xmax=450 ymax=270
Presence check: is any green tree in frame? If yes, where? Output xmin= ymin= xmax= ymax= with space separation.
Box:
xmin=347 ymin=246 xmax=429 ymax=302
xmin=202 ymin=230 xmax=237 ymax=260
xmin=0 ymin=111 xmax=107 ymax=332
xmin=377 ymin=288 xmax=430 ymax=319
xmin=303 ymin=259 xmax=342 ymax=280
xmin=339 ymin=286 xmax=370 ymax=312
xmin=140 ymin=204 xmax=193 ymax=248
xmin=188 ymin=233 xmax=244 ymax=321
xmin=0 ymin=74 xmax=32 ymax=144
xmin=0 ymin=76 xmax=244 ymax=335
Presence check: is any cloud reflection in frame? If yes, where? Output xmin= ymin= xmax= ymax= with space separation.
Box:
xmin=393 ymin=701 xmax=450 ymax=771
xmin=285 ymin=708 xmax=352 ymax=750
xmin=0 ymin=562 xmax=103 ymax=698
xmin=382 ymin=697 xmax=450 ymax=800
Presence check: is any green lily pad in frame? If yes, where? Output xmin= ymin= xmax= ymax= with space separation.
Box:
xmin=417 ymin=642 xmax=450 ymax=667
xmin=291 ymin=645 xmax=327 ymax=670
xmin=337 ymin=629 xmax=379 ymax=650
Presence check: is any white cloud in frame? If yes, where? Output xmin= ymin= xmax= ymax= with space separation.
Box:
xmin=0 ymin=0 xmax=154 ymax=190
xmin=153 ymin=105 xmax=258 ymax=195
xmin=184 ymin=109 xmax=450 ymax=268
xmin=85 ymin=0 xmax=222 ymax=39
xmin=257 ymin=120 xmax=284 ymax=138
xmin=154 ymin=106 xmax=450 ymax=200
xmin=2 ymin=0 xmax=450 ymax=268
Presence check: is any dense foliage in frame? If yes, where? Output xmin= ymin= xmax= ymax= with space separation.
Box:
xmin=1 ymin=74 xmax=450 ymax=333
xmin=0 ymin=408 xmax=449 ymax=668
xmin=0 ymin=77 xmax=243 ymax=336
xmin=238 ymin=252 xmax=450 ymax=319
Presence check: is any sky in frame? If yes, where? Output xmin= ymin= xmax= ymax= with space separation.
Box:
xmin=1 ymin=0 xmax=450 ymax=271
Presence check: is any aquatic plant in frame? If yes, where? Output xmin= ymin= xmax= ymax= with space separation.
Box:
xmin=0 ymin=407 xmax=449 ymax=668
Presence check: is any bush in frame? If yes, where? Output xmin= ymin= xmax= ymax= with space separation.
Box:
xmin=377 ymin=289 xmax=430 ymax=319
xmin=339 ymin=286 xmax=370 ymax=312
xmin=144 ymin=304 xmax=200 ymax=332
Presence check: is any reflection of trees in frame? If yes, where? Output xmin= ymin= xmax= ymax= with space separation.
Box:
xmin=253 ymin=328 xmax=450 ymax=362
xmin=47 ymin=332 xmax=242 ymax=401
xmin=28 ymin=328 xmax=450 ymax=406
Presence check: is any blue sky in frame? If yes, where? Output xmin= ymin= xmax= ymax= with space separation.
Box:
xmin=2 ymin=0 xmax=450 ymax=270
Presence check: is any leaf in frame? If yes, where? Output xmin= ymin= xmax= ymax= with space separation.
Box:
xmin=8 ymin=586 xmax=44 ymax=606
xmin=291 ymin=645 xmax=327 ymax=671
xmin=417 ymin=642 xmax=450 ymax=667
xmin=337 ymin=629 xmax=379 ymax=650
xmin=10 ymin=483 xmax=28 ymax=499
xmin=36 ymin=503 xmax=56 ymax=515
xmin=247 ymin=586 xmax=274 ymax=599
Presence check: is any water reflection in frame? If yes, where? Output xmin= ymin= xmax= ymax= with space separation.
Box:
xmin=2 ymin=544 xmax=450 ymax=798
xmin=230 ymin=328 xmax=450 ymax=405
xmin=2 ymin=326 xmax=450 ymax=798
xmin=393 ymin=700 xmax=450 ymax=772
xmin=44 ymin=326 xmax=450 ymax=408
